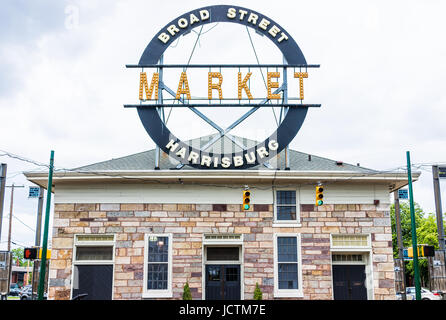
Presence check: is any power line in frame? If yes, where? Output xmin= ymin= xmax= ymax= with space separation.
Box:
xmin=12 ymin=215 xmax=36 ymax=233
xmin=0 ymin=150 xmax=49 ymax=169
xmin=11 ymin=241 xmax=28 ymax=248
xmin=1 ymin=214 xmax=36 ymax=233
xmin=0 ymin=239 xmax=32 ymax=248
xmin=1 ymin=148 xmax=445 ymax=192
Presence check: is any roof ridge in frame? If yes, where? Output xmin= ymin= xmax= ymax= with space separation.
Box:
xmin=72 ymin=135 xmax=376 ymax=172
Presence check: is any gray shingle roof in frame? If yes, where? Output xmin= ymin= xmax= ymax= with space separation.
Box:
xmin=75 ymin=134 xmax=375 ymax=173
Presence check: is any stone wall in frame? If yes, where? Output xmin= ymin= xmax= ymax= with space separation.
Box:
xmin=49 ymin=202 xmax=395 ymax=300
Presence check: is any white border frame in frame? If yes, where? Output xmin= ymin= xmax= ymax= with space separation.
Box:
xmin=330 ymin=233 xmax=372 ymax=251
xmin=273 ymin=233 xmax=303 ymax=298
xmin=329 ymin=234 xmax=375 ymax=300
xmin=142 ymin=233 xmax=173 ymax=299
xmin=273 ymin=187 xmax=302 ymax=227
xmin=71 ymin=234 xmax=116 ymax=300
xmin=202 ymin=234 xmax=244 ymax=300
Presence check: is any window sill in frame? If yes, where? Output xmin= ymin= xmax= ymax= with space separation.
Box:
xmin=272 ymin=222 xmax=302 ymax=228
xmin=142 ymin=291 xmax=173 ymax=299
xmin=274 ymin=290 xmax=303 ymax=298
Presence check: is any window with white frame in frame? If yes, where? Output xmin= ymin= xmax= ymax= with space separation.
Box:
xmin=72 ymin=234 xmax=115 ymax=300
xmin=274 ymin=234 xmax=302 ymax=297
xmin=73 ymin=234 xmax=115 ymax=263
xmin=331 ymin=234 xmax=370 ymax=249
xmin=275 ymin=190 xmax=300 ymax=224
xmin=143 ymin=234 xmax=172 ymax=298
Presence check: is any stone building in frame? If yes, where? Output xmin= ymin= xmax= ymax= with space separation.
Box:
xmin=24 ymin=136 xmax=418 ymax=300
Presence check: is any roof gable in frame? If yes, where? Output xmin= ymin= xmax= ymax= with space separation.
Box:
xmin=76 ymin=134 xmax=375 ymax=173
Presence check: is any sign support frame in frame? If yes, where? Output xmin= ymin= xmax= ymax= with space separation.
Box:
xmin=127 ymin=5 xmax=319 ymax=170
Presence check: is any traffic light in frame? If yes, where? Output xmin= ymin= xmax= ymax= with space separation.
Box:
xmin=315 ymin=185 xmax=324 ymax=206
xmin=243 ymin=189 xmax=251 ymax=210
xmin=406 ymin=245 xmax=435 ymax=258
xmin=403 ymin=248 xmax=409 ymax=258
xmin=406 ymin=247 xmax=421 ymax=258
xmin=407 ymin=247 xmax=414 ymax=258
xmin=421 ymin=245 xmax=435 ymax=257
xmin=24 ymin=247 xmax=38 ymax=260
xmin=38 ymin=248 xmax=51 ymax=260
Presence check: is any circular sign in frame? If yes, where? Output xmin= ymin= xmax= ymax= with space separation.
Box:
xmin=134 ymin=5 xmax=312 ymax=169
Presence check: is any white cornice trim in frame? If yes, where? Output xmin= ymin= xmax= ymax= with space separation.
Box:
xmin=24 ymin=169 xmax=420 ymax=193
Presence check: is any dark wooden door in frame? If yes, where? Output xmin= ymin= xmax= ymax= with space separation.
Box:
xmin=72 ymin=264 xmax=113 ymax=300
xmin=333 ymin=265 xmax=367 ymax=300
xmin=205 ymin=265 xmax=240 ymax=300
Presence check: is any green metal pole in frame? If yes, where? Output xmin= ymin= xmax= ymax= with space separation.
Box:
xmin=38 ymin=150 xmax=54 ymax=300
xmin=406 ymin=151 xmax=421 ymax=300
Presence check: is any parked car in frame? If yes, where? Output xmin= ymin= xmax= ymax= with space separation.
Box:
xmin=20 ymin=286 xmax=32 ymax=300
xmin=9 ymin=283 xmax=20 ymax=296
xmin=19 ymin=286 xmax=32 ymax=300
xmin=19 ymin=285 xmax=32 ymax=295
xmin=19 ymin=286 xmax=47 ymax=300
xmin=396 ymin=287 xmax=442 ymax=300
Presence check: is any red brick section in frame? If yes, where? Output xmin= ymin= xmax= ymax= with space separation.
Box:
xmin=49 ymin=203 xmax=394 ymax=300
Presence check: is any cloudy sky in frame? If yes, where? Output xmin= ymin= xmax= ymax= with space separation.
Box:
xmin=1 ymin=0 xmax=445 ymax=250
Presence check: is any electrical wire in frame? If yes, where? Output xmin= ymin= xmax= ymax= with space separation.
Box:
xmin=0 ymin=239 xmax=32 ymax=248
xmin=192 ymin=22 xmax=219 ymax=36
xmin=245 ymin=26 xmax=279 ymax=127
xmin=0 ymin=150 xmax=49 ymax=169
xmin=12 ymin=215 xmax=36 ymax=233
xmin=1 ymin=148 xmax=445 ymax=191
xmin=1 ymin=215 xmax=36 ymax=234
xmin=11 ymin=240 xmax=31 ymax=248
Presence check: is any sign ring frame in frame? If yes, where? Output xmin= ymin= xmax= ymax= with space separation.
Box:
xmin=135 ymin=5 xmax=310 ymax=170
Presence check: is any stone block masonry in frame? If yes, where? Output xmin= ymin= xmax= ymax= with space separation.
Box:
xmin=49 ymin=203 xmax=394 ymax=300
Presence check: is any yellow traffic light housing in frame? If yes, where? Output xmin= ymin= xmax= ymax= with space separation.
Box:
xmin=407 ymin=247 xmax=414 ymax=258
xmin=38 ymin=248 xmax=51 ymax=260
xmin=243 ymin=189 xmax=251 ymax=210
xmin=407 ymin=245 xmax=435 ymax=258
xmin=315 ymin=185 xmax=324 ymax=206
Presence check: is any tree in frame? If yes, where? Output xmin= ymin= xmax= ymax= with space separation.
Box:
xmin=391 ymin=202 xmax=446 ymax=287
xmin=253 ymin=282 xmax=262 ymax=300
xmin=182 ymin=282 xmax=192 ymax=300
xmin=390 ymin=201 xmax=424 ymax=259
xmin=11 ymin=248 xmax=25 ymax=266
xmin=417 ymin=213 xmax=440 ymax=248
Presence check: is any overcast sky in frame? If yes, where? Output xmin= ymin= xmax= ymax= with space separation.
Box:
xmin=1 ymin=0 xmax=446 ymax=250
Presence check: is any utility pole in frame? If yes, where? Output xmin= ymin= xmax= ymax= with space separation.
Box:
xmin=32 ymin=187 xmax=44 ymax=300
xmin=26 ymin=260 xmax=29 ymax=286
xmin=394 ymin=191 xmax=407 ymax=300
xmin=0 ymin=164 xmax=6 ymax=243
xmin=406 ymin=151 xmax=421 ymax=300
xmin=6 ymin=183 xmax=24 ymax=298
xmin=432 ymin=165 xmax=445 ymax=251
xmin=7 ymin=183 xmax=15 ymax=253
xmin=6 ymin=184 xmax=24 ymax=251
xmin=432 ymin=165 xmax=446 ymax=300
xmin=0 ymin=164 xmax=7 ymax=300
xmin=35 ymin=187 xmax=44 ymax=247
